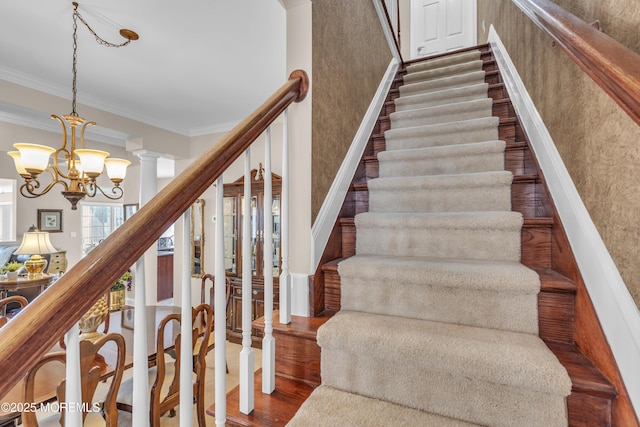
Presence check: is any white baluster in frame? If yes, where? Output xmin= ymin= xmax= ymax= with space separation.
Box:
xmin=133 ymin=258 xmax=149 ymax=426
xmin=240 ymin=148 xmax=255 ymax=413
xmin=180 ymin=210 xmax=193 ymax=426
xmin=215 ymin=175 xmax=227 ymax=427
xmin=262 ymin=127 xmax=275 ymax=394
xmin=64 ymin=324 xmax=81 ymax=427
xmin=279 ymin=109 xmax=291 ymax=325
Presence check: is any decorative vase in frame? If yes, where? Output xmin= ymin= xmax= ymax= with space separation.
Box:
xmin=109 ymin=289 xmax=125 ymax=311
xmin=6 ymin=271 xmax=18 ymax=280
xmin=79 ymin=297 xmax=109 ymax=342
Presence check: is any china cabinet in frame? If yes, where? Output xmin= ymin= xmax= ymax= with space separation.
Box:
xmin=222 ymin=167 xmax=281 ymax=347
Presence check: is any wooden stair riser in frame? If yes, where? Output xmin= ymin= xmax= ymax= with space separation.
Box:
xmin=539 ymin=290 xmax=576 ymax=343
xmin=567 ymin=394 xmax=612 ymax=427
xmin=322 ymin=262 xmax=341 ymax=312
xmin=489 ymin=83 xmax=509 ymax=100
xmin=272 ymin=332 xmax=322 ymax=386
xmin=521 ymin=219 xmax=553 ymax=269
xmin=340 ymin=217 xmax=356 ymax=258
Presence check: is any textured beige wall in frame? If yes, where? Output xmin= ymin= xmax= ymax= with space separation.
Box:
xmin=311 ymin=0 xmax=392 ymax=221
xmin=477 ymin=1 xmax=640 ymax=307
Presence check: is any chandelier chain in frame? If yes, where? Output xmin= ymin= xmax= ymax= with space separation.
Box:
xmin=73 ymin=5 xmax=133 ymax=49
xmin=72 ymin=11 xmax=78 ymax=116
xmin=70 ymin=2 xmax=134 ymax=116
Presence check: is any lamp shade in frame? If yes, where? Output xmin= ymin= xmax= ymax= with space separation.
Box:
xmin=7 ymin=151 xmax=28 ymax=175
xmin=14 ymin=229 xmax=58 ymax=255
xmin=75 ymin=149 xmax=109 ymax=177
xmin=13 ymin=143 xmax=55 ymax=173
xmin=105 ymin=158 xmax=131 ymax=181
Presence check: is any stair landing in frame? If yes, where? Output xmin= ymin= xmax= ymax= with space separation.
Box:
xmin=207 ymin=368 xmax=314 ymax=427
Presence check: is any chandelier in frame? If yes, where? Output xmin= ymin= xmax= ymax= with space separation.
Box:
xmin=7 ymin=2 xmax=139 ymax=210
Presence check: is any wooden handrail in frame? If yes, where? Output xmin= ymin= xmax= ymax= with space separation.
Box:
xmin=380 ymin=0 xmax=403 ymax=65
xmin=513 ymin=0 xmax=640 ymax=127
xmin=0 ymin=69 xmax=309 ymax=398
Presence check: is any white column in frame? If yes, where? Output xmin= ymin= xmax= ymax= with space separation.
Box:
xmin=179 ymin=211 xmax=194 ymax=426
xmin=214 ymin=176 xmax=227 ymax=427
xmin=262 ymin=128 xmax=275 ymax=394
xmin=131 ymin=149 xmax=160 ymax=427
xmin=282 ymin=0 xmax=313 ymax=316
xmin=279 ymin=109 xmax=291 ymax=325
xmin=135 ymin=150 xmax=160 ymax=305
xmin=64 ymin=324 xmax=82 ymax=427
xmin=240 ymin=149 xmax=255 ymax=413
xmin=132 ymin=259 xmax=149 ymax=427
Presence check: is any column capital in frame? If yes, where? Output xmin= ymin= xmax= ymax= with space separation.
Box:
xmin=132 ymin=149 xmax=163 ymax=160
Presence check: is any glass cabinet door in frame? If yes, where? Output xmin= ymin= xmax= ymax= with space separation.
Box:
xmin=240 ymin=195 xmax=259 ymax=276
xmin=272 ymin=195 xmax=281 ymax=276
xmin=223 ymin=197 xmax=237 ymax=274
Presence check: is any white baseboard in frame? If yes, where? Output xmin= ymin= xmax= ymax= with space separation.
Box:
xmin=488 ymin=25 xmax=640 ymax=415
xmin=310 ymin=58 xmax=399 ymax=271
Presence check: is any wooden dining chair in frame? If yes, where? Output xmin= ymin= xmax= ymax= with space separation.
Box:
xmin=116 ymin=303 xmax=213 ymax=427
xmin=22 ymin=333 xmax=126 ymax=427
xmin=200 ymin=273 xmax=231 ymax=330
xmin=0 ymin=295 xmax=28 ymax=327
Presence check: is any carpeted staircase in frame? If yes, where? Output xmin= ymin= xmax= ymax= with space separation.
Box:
xmin=287 ymin=50 xmax=572 ymax=426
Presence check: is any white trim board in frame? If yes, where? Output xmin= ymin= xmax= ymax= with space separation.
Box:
xmin=310 ymin=58 xmax=399 ymax=272
xmin=488 ymin=25 xmax=640 ymax=416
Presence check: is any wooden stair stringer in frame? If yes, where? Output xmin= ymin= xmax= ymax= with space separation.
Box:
xmin=486 ymin=46 xmax=624 ymax=426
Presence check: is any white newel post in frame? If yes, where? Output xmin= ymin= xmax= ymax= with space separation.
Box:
xmin=180 ymin=211 xmax=194 ymax=426
xmin=240 ymin=148 xmax=255 ymax=413
xmin=215 ymin=175 xmax=227 ymax=427
xmin=262 ymin=127 xmax=275 ymax=394
xmin=64 ymin=324 xmax=81 ymax=427
xmin=279 ymin=109 xmax=291 ymax=325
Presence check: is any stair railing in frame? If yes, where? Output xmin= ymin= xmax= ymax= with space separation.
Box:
xmin=513 ymin=0 xmax=640 ymax=127
xmin=0 ymin=69 xmax=309 ymax=426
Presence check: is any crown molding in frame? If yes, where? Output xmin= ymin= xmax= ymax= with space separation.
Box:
xmin=0 ymin=100 xmax=130 ymax=147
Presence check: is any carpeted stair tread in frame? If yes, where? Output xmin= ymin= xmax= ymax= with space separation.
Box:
xmin=385 ymin=116 xmax=499 ymax=151
xmin=395 ymin=82 xmax=489 ymax=111
xmin=339 ymin=254 xmax=539 ymax=294
xmin=286 ymin=385 xmax=483 ymax=427
xmin=403 ymin=59 xmax=484 ymax=85
xmin=378 ymin=140 xmax=506 ymax=176
xmin=367 ymin=171 xmax=513 ymax=212
xmin=406 ymin=49 xmax=481 ymax=74
xmin=355 ymin=210 xmax=522 ymax=231
xmin=400 ymin=70 xmax=486 ymax=97
xmin=338 ymin=254 xmax=540 ymax=333
xmin=390 ymin=98 xmax=493 ymax=129
xmin=318 ymin=310 xmax=572 ymax=396
xmin=355 ymin=211 xmax=523 ymax=261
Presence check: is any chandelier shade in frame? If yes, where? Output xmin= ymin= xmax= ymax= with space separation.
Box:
xmin=7 ymin=2 xmax=138 ymax=210
xmin=13 ymin=143 xmax=56 ymax=175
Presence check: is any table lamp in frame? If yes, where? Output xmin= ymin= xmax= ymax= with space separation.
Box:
xmin=14 ymin=226 xmax=58 ymax=277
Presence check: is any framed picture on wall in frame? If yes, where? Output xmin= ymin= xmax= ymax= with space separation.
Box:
xmin=37 ymin=209 xmax=63 ymax=233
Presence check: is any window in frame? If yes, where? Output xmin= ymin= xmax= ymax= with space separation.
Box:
xmin=0 ymin=179 xmax=16 ymax=242
xmin=81 ymin=202 xmax=124 ymax=256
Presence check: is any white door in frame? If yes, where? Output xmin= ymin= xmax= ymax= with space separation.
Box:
xmin=410 ymin=0 xmax=477 ymax=59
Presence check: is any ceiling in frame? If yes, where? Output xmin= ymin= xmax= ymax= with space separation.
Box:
xmin=0 ymin=1 xmax=287 ymax=139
